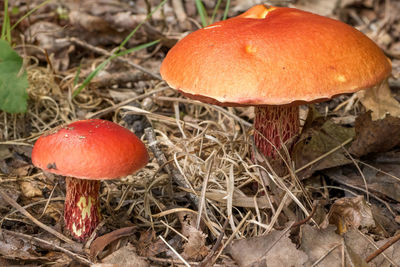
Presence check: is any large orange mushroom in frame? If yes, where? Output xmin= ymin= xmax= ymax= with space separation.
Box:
xmin=160 ymin=5 xmax=391 ymax=159
xmin=32 ymin=119 xmax=149 ymax=240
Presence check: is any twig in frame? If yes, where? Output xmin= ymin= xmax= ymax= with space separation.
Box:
xmin=145 ymin=126 xmax=200 ymax=209
xmin=291 ymin=201 xmax=317 ymax=228
xmin=199 ymin=218 xmax=229 ymax=267
xmin=257 ymin=221 xmax=295 ymax=263
xmin=283 ymin=137 xmax=353 ymax=179
xmin=0 ymin=189 xmax=76 ymax=244
xmin=68 ymin=37 xmax=162 ymax=80
xmin=213 ymin=211 xmax=251 ymax=263
xmin=366 ymin=231 xmax=400 ymax=263
xmin=0 ymin=229 xmax=91 ymax=265
xmin=273 ymin=201 xmax=318 ymax=230
xmin=311 ymin=243 xmax=342 ymax=267
xmin=146 ymin=256 xmax=226 ymax=266
xmin=159 ymin=235 xmax=190 ymax=267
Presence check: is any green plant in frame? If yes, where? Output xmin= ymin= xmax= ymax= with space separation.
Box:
xmin=0 ymin=40 xmax=29 ymax=113
xmin=0 ymin=0 xmax=51 ymax=113
xmin=196 ymin=0 xmax=231 ymax=27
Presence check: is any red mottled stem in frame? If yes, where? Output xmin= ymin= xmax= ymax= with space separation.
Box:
xmin=64 ymin=177 xmax=101 ymax=240
xmin=254 ymin=105 xmax=300 ymax=158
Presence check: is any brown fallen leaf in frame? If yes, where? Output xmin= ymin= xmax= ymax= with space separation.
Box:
xmin=0 ymin=230 xmax=47 ymax=262
xmin=321 ymin=196 xmax=375 ymax=234
xmin=136 ymin=230 xmax=168 ymax=257
xmin=300 ymin=225 xmax=343 ymax=266
xmin=69 ymin=10 xmax=112 ymax=33
xmin=176 ymin=211 xmax=209 ymax=261
xmin=349 ymin=112 xmax=400 ymax=157
xmin=293 ymin=108 xmax=354 ymax=179
xmin=25 ymin=21 xmax=73 ymax=71
xmin=324 ymin=162 xmax=400 ymax=202
xmin=181 ymin=225 xmax=209 ymax=261
xmin=226 ymin=229 xmax=308 ymax=267
xmin=357 ymin=80 xmax=400 ymax=120
xmin=95 ymin=243 xmax=149 ymax=267
xmin=301 ymin=225 xmax=400 ymax=266
xmin=90 ymin=226 xmax=136 ymax=261
xmin=344 ymin=230 xmax=400 ymax=266
xmin=19 ymin=181 xmax=43 ymax=198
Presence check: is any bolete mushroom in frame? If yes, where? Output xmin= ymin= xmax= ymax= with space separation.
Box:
xmin=32 ymin=119 xmax=149 ymax=240
xmin=160 ymin=5 xmax=391 ymax=159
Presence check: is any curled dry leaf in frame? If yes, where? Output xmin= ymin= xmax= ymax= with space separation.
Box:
xmin=300 ymin=225 xmax=343 ymax=266
xmin=293 ymin=108 xmax=354 ymax=179
xmin=344 ymin=230 xmax=400 ymax=266
xmin=90 ymin=226 xmax=136 ymax=261
xmin=95 ymin=243 xmax=149 ymax=267
xmin=226 ymin=229 xmax=308 ymax=267
xmin=19 ymin=181 xmax=43 ymax=198
xmin=136 ymin=230 xmax=168 ymax=257
xmin=177 ymin=211 xmax=209 ymax=261
xmin=301 ymin=225 xmax=400 ymax=266
xmin=321 ymin=196 xmax=375 ymax=234
xmin=69 ymin=11 xmax=112 ymax=32
xmin=349 ymin=111 xmax=400 ymax=157
xmin=0 ymin=230 xmax=47 ymax=262
xmin=25 ymin=21 xmax=73 ymax=71
xmin=357 ymin=80 xmax=400 ymax=120
xmin=324 ymin=160 xmax=400 ymax=203
xmin=181 ymin=226 xmax=209 ymax=261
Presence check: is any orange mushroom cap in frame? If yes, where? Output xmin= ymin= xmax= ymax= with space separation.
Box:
xmin=32 ymin=119 xmax=149 ymax=180
xmin=160 ymin=5 xmax=391 ymax=106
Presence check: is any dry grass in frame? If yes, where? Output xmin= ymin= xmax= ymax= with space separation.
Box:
xmin=0 ymin=57 xmax=318 ymax=263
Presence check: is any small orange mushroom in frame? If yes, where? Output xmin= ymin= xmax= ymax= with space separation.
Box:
xmin=32 ymin=119 xmax=149 ymax=240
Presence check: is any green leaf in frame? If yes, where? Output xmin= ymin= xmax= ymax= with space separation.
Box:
xmin=0 ymin=40 xmax=28 ymax=113
xmin=195 ymin=0 xmax=209 ymax=27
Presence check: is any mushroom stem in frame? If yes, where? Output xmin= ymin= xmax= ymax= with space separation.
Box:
xmin=254 ymin=105 xmax=300 ymax=158
xmin=64 ymin=177 xmax=101 ymax=240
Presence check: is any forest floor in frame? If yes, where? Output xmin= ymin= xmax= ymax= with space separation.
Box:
xmin=1 ymin=0 xmax=400 ymax=266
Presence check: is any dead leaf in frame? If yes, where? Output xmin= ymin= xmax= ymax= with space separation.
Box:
xmin=42 ymin=202 xmax=64 ymax=222
xmin=349 ymin=112 xmax=400 ymax=157
xmin=0 ymin=187 xmax=20 ymax=208
xmin=293 ymin=108 xmax=354 ymax=179
xmin=181 ymin=225 xmax=209 ymax=261
xmin=300 ymin=225 xmax=343 ymax=266
xmin=136 ymin=230 xmax=168 ymax=257
xmin=97 ymin=243 xmax=149 ymax=267
xmin=357 ymin=80 xmax=400 ymax=120
xmin=19 ymin=181 xmax=43 ymax=198
xmin=25 ymin=21 xmax=73 ymax=71
xmin=344 ymin=230 xmax=400 ymax=266
xmin=176 ymin=211 xmax=209 ymax=261
xmin=178 ymin=211 xmax=199 ymax=236
xmin=301 ymin=225 xmax=400 ymax=266
xmin=90 ymin=226 xmax=136 ymax=261
xmin=321 ymin=196 xmax=375 ymax=234
xmin=226 ymin=229 xmax=308 ymax=267
xmin=69 ymin=11 xmax=112 ymax=32
xmin=324 ymin=161 xmax=400 ymax=202
xmin=0 ymin=230 xmax=46 ymax=261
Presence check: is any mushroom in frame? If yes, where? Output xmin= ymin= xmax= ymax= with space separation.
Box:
xmin=31 ymin=119 xmax=149 ymax=240
xmin=160 ymin=5 xmax=391 ymax=160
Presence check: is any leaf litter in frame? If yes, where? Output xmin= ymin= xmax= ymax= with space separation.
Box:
xmin=0 ymin=0 xmax=400 ymax=266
